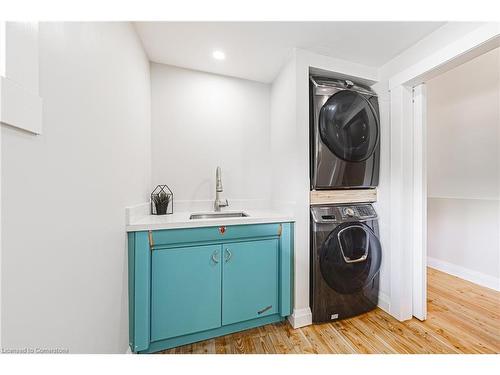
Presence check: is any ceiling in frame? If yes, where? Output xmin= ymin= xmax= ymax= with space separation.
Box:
xmin=134 ymin=22 xmax=445 ymax=83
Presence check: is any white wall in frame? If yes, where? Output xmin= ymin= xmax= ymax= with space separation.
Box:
xmin=427 ymin=48 xmax=499 ymax=200
xmin=151 ymin=63 xmax=271 ymax=210
xmin=426 ymin=47 xmax=500 ymax=290
xmin=269 ymin=55 xmax=306 ymax=324
xmin=0 ymin=22 xmax=42 ymax=135
xmin=3 ymin=22 xmax=39 ymax=93
xmin=270 ymin=56 xmax=296 ymax=209
xmin=1 ymin=22 xmax=151 ymax=353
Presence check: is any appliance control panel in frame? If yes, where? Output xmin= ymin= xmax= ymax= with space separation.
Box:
xmin=340 ymin=205 xmax=376 ymax=220
xmin=311 ymin=203 xmax=377 ymax=224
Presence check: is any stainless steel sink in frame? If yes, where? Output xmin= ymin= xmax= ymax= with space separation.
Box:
xmin=189 ymin=212 xmax=249 ymax=220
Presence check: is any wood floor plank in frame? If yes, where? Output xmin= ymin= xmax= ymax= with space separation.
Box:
xmin=191 ymin=339 xmax=215 ymax=354
xmin=300 ymin=325 xmax=332 ymax=354
xmin=322 ymin=323 xmax=358 ymax=353
xmin=422 ymin=313 xmax=497 ymax=353
xmin=157 ymin=268 xmax=500 ymax=354
xmin=215 ymin=336 xmax=229 ymax=354
xmin=346 ymin=315 xmax=398 ymax=354
xmin=367 ymin=311 xmax=437 ymax=354
xmin=281 ymin=321 xmax=316 ymax=354
xmin=428 ymin=268 xmax=499 ymax=300
xmin=428 ymin=288 xmax=500 ymax=324
xmin=427 ymin=271 xmax=500 ymax=312
xmin=332 ymin=319 xmax=379 ymax=353
xmin=267 ymin=322 xmax=299 ymax=354
xmin=250 ymin=335 xmax=267 ymax=354
xmin=427 ymin=296 xmax=500 ymax=348
xmin=308 ymin=324 xmax=345 ymax=354
xmin=256 ymin=331 xmax=277 ymax=354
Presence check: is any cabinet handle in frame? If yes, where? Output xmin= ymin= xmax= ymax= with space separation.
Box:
xmin=257 ymin=305 xmax=273 ymax=315
xmin=211 ymin=250 xmax=220 ymax=264
xmin=224 ymin=249 xmax=232 ymax=263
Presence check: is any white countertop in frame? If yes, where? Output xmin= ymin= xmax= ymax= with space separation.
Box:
xmin=126 ymin=209 xmax=295 ymax=232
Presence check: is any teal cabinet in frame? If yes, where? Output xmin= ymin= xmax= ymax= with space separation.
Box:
xmin=222 ymin=239 xmax=278 ymax=325
xmin=151 ymin=245 xmax=222 ymax=341
xmin=128 ymin=222 xmax=294 ymax=353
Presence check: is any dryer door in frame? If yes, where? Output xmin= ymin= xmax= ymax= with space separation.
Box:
xmin=319 ymin=222 xmax=381 ymax=294
xmin=319 ymin=90 xmax=379 ymax=162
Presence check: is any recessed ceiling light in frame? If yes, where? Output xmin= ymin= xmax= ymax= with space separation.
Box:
xmin=212 ymin=50 xmax=226 ymax=60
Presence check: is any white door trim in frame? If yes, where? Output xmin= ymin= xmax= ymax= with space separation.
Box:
xmin=388 ymin=26 xmax=500 ymax=321
xmin=389 ymin=86 xmax=414 ymax=321
xmin=389 ymin=23 xmax=500 ymax=90
xmin=411 ymin=84 xmax=427 ymax=321
xmin=0 ymin=20 xmax=5 ymax=349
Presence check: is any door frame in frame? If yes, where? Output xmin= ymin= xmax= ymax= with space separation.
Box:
xmin=412 ymin=84 xmax=427 ymax=321
xmin=0 ymin=21 xmax=5 ymax=348
xmin=388 ymin=24 xmax=500 ymax=321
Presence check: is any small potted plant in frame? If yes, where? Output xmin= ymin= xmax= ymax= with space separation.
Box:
xmin=151 ymin=185 xmax=173 ymax=215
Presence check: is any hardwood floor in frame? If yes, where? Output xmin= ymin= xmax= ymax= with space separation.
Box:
xmin=159 ymin=268 xmax=500 ymax=354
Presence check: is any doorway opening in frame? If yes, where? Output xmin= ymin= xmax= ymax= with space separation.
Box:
xmin=409 ymin=47 xmax=500 ymax=323
xmin=425 ymin=46 xmax=500 ymax=303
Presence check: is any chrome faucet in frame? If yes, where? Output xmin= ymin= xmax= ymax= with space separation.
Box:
xmin=214 ymin=166 xmax=229 ymax=212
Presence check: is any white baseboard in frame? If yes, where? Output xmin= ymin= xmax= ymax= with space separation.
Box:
xmin=377 ymin=290 xmax=391 ymax=314
xmin=428 ymin=257 xmax=500 ymax=291
xmin=288 ymin=307 xmax=312 ymax=328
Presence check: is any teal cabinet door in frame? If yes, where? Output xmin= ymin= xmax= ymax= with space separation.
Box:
xmin=151 ymin=245 xmax=222 ymax=341
xmin=222 ymin=239 xmax=278 ymax=325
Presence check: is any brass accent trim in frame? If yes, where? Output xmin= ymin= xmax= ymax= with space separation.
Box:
xmin=278 ymin=224 xmax=282 ymax=237
xmin=148 ymin=230 xmax=154 ymax=249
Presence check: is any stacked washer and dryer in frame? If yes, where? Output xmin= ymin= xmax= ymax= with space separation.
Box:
xmin=309 ymin=76 xmax=382 ymax=323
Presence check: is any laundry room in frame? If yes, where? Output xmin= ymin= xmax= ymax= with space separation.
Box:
xmin=0 ymin=6 xmax=499 ymax=370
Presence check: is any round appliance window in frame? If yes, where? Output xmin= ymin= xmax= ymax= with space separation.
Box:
xmin=319 ymin=222 xmax=382 ymax=294
xmin=319 ymin=90 xmax=379 ymax=163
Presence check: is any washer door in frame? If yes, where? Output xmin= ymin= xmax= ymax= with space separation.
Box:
xmin=319 ymin=90 xmax=379 ymax=162
xmin=319 ymin=222 xmax=381 ymax=294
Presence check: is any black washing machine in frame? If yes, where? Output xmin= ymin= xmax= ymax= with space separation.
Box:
xmin=310 ymin=203 xmax=382 ymax=322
